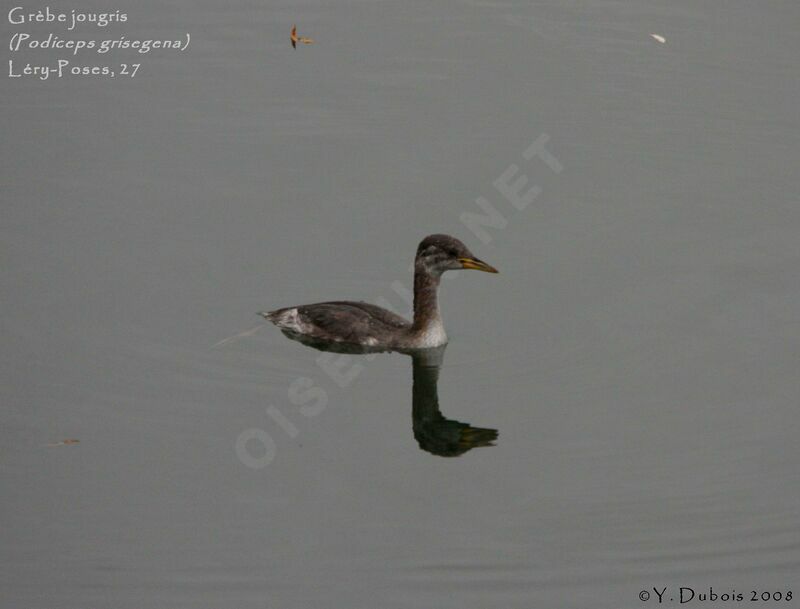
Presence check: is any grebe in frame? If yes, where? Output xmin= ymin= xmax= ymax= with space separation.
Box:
xmin=260 ymin=234 xmax=498 ymax=350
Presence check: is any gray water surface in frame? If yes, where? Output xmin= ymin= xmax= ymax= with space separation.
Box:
xmin=3 ymin=1 xmax=800 ymax=607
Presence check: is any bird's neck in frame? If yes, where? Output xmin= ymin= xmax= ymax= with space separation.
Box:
xmin=411 ymin=265 xmax=446 ymax=342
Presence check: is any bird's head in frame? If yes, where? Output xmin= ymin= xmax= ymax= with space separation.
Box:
xmin=415 ymin=234 xmax=498 ymax=276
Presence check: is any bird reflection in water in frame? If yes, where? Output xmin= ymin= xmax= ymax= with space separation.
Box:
xmin=410 ymin=345 xmax=497 ymax=456
xmin=276 ymin=332 xmax=498 ymax=457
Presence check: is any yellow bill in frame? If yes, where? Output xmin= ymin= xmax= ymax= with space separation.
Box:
xmin=458 ymin=257 xmax=499 ymax=273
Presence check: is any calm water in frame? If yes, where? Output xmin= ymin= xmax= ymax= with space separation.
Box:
xmin=3 ymin=1 xmax=800 ymax=607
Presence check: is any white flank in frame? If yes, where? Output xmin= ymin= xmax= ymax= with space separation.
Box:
xmin=271 ymin=308 xmax=307 ymax=333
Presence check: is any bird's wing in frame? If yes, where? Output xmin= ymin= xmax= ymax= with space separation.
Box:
xmin=296 ymin=302 xmax=409 ymax=342
xmin=341 ymin=302 xmax=410 ymax=328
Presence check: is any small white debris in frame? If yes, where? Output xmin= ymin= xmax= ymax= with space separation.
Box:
xmin=45 ymin=439 xmax=80 ymax=447
xmin=650 ymin=34 xmax=666 ymax=44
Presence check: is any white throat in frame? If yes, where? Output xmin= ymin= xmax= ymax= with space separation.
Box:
xmin=415 ymin=311 xmax=448 ymax=347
